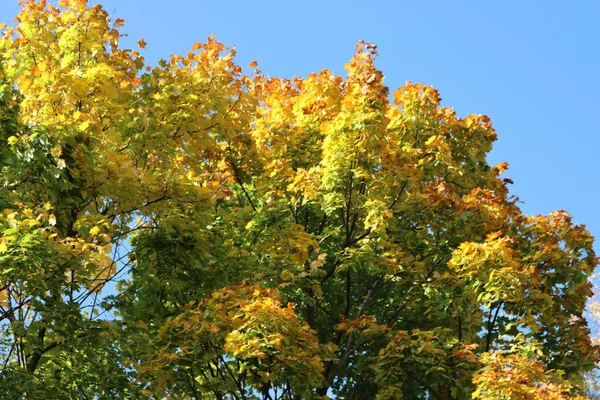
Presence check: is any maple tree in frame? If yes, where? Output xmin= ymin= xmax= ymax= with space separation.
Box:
xmin=0 ymin=1 xmax=598 ymax=398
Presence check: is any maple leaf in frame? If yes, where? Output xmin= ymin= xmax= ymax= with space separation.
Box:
xmin=113 ymin=17 xmax=125 ymax=28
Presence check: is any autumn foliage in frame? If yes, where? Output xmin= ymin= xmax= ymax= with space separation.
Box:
xmin=0 ymin=1 xmax=598 ymax=399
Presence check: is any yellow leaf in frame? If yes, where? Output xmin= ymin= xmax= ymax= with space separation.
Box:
xmin=7 ymin=136 xmax=18 ymax=146
xmin=217 ymin=159 xmax=229 ymax=170
xmin=50 ymin=145 xmax=62 ymax=158
xmin=0 ymin=239 xmax=7 ymax=254
xmin=486 ymin=231 xmax=502 ymax=241
xmin=425 ymin=135 xmax=442 ymax=147
xmin=18 ymin=78 xmax=33 ymax=91
xmin=137 ymin=39 xmax=147 ymax=49
xmin=78 ymin=120 xmax=90 ymax=131
xmin=90 ymin=226 xmax=101 ymax=235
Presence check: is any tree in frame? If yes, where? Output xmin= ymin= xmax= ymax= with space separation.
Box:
xmin=0 ymin=1 xmax=597 ymax=398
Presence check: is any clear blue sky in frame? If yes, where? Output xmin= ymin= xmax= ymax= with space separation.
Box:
xmin=1 ymin=1 xmax=599 ymax=244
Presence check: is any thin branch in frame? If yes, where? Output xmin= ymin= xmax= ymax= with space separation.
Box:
xmin=230 ymin=159 xmax=256 ymax=212
xmin=1 ymin=340 xmax=17 ymax=374
xmin=388 ymin=180 xmax=408 ymax=210
xmin=485 ymin=302 xmax=502 ymax=352
xmin=335 ymin=273 xmax=385 ymax=377
xmin=218 ymin=355 xmax=247 ymax=400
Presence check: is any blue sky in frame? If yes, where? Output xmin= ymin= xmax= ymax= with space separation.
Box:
xmin=1 ymin=0 xmax=599 ymax=243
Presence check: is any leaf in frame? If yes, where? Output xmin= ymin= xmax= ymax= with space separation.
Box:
xmin=280 ymin=270 xmax=294 ymax=281
xmin=113 ymin=18 xmax=125 ymax=28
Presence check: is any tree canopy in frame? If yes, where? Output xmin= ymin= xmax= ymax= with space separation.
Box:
xmin=0 ymin=1 xmax=598 ymax=398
